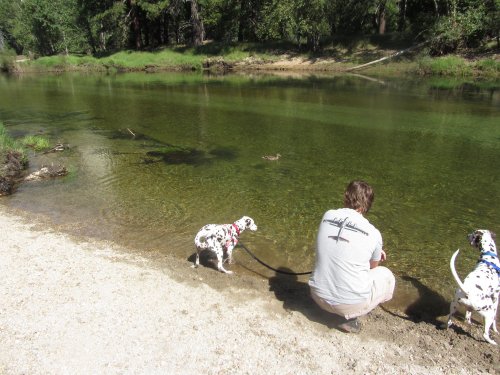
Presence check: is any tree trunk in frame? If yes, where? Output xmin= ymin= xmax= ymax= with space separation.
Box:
xmin=379 ymin=10 xmax=386 ymax=34
xmin=398 ymin=0 xmax=406 ymax=31
xmin=132 ymin=13 xmax=142 ymax=49
xmin=0 ymin=30 xmax=4 ymax=51
xmin=190 ymin=0 xmax=205 ymax=46
xmin=161 ymin=12 xmax=169 ymax=45
xmin=378 ymin=1 xmax=387 ymax=35
xmin=62 ymin=31 xmax=69 ymax=55
xmin=237 ymin=0 xmax=247 ymax=42
xmin=433 ymin=0 xmax=440 ymax=16
xmin=127 ymin=0 xmax=142 ymax=50
xmin=100 ymin=22 xmax=107 ymax=52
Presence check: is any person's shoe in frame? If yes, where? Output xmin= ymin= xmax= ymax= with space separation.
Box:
xmin=338 ymin=318 xmax=360 ymax=333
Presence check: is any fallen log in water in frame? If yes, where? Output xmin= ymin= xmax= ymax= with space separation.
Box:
xmin=346 ymin=41 xmax=428 ymax=72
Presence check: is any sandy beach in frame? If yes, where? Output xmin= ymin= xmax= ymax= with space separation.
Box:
xmin=0 ymin=206 xmax=498 ymax=374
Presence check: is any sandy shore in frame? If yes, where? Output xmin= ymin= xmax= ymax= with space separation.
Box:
xmin=0 ymin=206 xmax=498 ymax=374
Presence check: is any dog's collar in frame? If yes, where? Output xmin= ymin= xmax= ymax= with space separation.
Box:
xmin=479 ymin=259 xmax=500 ymax=275
xmin=483 ymin=251 xmax=498 ymax=258
xmin=232 ymin=223 xmax=241 ymax=236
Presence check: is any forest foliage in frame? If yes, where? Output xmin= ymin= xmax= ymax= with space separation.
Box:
xmin=0 ymin=0 xmax=498 ymax=58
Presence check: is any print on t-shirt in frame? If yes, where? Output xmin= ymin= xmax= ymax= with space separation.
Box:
xmin=323 ymin=216 xmax=369 ymax=243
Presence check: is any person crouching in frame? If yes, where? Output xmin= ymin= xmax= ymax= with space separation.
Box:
xmin=309 ymin=180 xmax=395 ymax=333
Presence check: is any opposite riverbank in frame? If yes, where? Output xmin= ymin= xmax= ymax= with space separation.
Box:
xmin=0 ymin=205 xmax=498 ymax=374
xmin=3 ymin=40 xmax=499 ymax=78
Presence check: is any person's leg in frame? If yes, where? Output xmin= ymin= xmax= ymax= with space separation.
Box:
xmin=311 ymin=267 xmax=394 ymax=319
xmin=331 ymin=268 xmax=394 ymax=332
xmin=309 ymin=268 xmax=394 ymax=332
xmin=365 ymin=266 xmax=395 ymax=311
xmin=310 ymin=292 xmax=365 ymax=317
xmin=310 ymin=292 xmax=367 ymax=333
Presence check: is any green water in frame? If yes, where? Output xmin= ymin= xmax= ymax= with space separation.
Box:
xmin=0 ymin=72 xmax=498 ymax=308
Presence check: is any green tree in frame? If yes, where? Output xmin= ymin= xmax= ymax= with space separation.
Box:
xmin=7 ymin=0 xmax=86 ymax=55
xmin=202 ymin=0 xmax=240 ymax=42
xmin=325 ymin=0 xmax=373 ymax=35
xmin=136 ymin=0 xmax=172 ymax=46
xmin=256 ymin=0 xmax=328 ymax=50
xmin=132 ymin=0 xmax=205 ymax=48
xmin=485 ymin=0 xmax=499 ymax=46
xmin=198 ymin=0 xmax=263 ymax=42
xmin=428 ymin=0 xmax=496 ymax=54
xmin=77 ymin=0 xmax=128 ymax=54
xmin=237 ymin=0 xmax=263 ymax=42
xmin=1 ymin=0 xmax=496 ymax=56
xmin=372 ymin=0 xmax=399 ymax=34
xmin=0 ymin=1 xmax=22 ymax=53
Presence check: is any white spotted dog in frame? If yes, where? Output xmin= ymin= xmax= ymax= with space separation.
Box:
xmin=193 ymin=216 xmax=257 ymax=274
xmin=446 ymin=230 xmax=500 ymax=345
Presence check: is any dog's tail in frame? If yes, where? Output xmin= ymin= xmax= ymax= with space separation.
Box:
xmin=450 ymin=249 xmax=467 ymax=295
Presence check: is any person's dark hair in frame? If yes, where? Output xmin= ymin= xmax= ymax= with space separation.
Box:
xmin=344 ymin=180 xmax=374 ymax=214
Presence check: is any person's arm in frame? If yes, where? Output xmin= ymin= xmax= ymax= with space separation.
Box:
xmin=370 ymin=249 xmax=386 ymax=269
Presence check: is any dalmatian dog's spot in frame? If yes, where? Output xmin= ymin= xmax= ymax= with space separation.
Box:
xmin=193 ymin=216 xmax=257 ymax=274
xmin=446 ymin=229 xmax=500 ymax=345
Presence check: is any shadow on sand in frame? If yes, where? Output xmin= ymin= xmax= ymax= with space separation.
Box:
xmin=268 ymin=267 xmax=345 ymax=330
xmin=382 ymin=275 xmax=482 ymax=341
xmin=399 ymin=275 xmax=451 ymax=326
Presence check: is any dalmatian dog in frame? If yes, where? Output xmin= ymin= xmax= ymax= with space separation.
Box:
xmin=446 ymin=230 xmax=500 ymax=345
xmin=193 ymin=216 xmax=257 ymax=274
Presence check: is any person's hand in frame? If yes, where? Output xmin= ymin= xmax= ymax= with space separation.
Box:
xmin=380 ymin=249 xmax=387 ymax=261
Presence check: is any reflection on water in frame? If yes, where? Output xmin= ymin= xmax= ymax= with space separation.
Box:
xmin=0 ymin=72 xmax=498 ymax=309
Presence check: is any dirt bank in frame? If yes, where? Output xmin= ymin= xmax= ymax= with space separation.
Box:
xmin=0 ymin=206 xmax=498 ymax=374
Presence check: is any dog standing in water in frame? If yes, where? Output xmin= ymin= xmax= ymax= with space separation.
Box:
xmin=446 ymin=230 xmax=500 ymax=345
xmin=194 ymin=216 xmax=257 ymax=274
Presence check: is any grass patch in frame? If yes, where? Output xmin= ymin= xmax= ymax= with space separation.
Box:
xmin=20 ymin=135 xmax=51 ymax=152
xmin=15 ymin=43 xmax=282 ymax=73
xmin=101 ymin=49 xmax=207 ymax=70
xmin=0 ymin=123 xmax=28 ymax=172
xmin=194 ymin=42 xmax=281 ymax=62
xmin=416 ymin=55 xmax=500 ymax=77
xmin=417 ymin=55 xmax=474 ymax=76
xmin=18 ymin=54 xmax=103 ymax=72
xmin=362 ymin=59 xmax=419 ymax=77
xmin=475 ymin=58 xmax=500 ymax=75
xmin=0 ymin=123 xmax=23 ymax=154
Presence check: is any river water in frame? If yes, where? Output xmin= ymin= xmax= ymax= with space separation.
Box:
xmin=0 ymin=71 xmax=498 ymax=309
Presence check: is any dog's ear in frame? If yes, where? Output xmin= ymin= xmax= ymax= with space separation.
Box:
xmin=468 ymin=231 xmax=482 ymax=246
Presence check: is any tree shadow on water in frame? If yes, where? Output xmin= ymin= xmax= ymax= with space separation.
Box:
xmin=268 ymin=268 xmax=344 ymax=330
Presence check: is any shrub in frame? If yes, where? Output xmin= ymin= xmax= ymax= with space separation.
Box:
xmin=0 ymin=50 xmax=15 ymax=72
xmin=430 ymin=6 xmax=489 ymax=55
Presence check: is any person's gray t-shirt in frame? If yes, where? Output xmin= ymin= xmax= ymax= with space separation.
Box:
xmin=309 ymin=208 xmax=382 ymax=305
